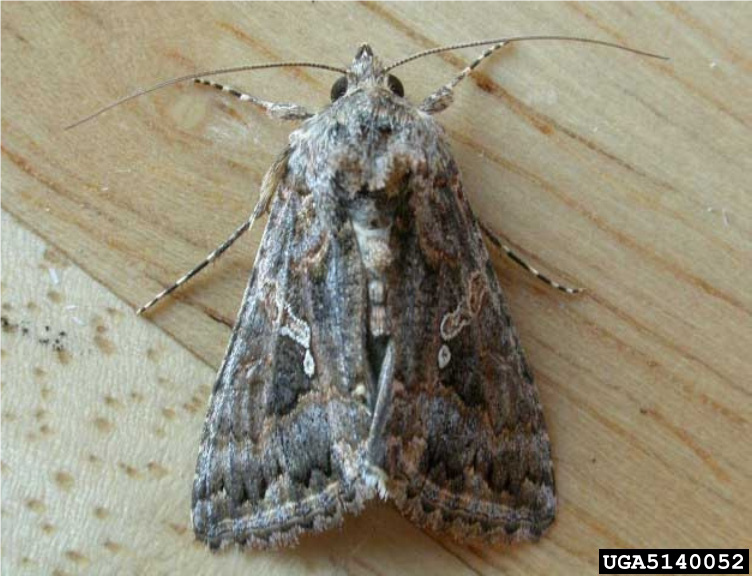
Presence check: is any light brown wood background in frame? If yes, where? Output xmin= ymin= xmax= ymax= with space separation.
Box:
xmin=2 ymin=3 xmax=750 ymax=575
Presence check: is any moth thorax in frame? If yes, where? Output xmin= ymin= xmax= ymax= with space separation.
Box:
xmin=351 ymin=220 xmax=394 ymax=274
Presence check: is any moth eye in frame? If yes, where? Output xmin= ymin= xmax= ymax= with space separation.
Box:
xmin=330 ymin=77 xmax=348 ymax=102
xmin=387 ymin=75 xmax=404 ymax=97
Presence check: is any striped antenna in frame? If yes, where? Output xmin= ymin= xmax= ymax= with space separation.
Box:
xmin=385 ymin=35 xmax=668 ymax=71
xmin=66 ymin=61 xmax=346 ymax=130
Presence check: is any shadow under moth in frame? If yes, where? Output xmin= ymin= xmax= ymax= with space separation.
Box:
xmin=71 ymin=35 xmax=666 ymax=549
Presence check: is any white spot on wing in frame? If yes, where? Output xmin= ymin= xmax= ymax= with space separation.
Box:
xmin=278 ymin=297 xmax=315 ymax=377
xmin=303 ymin=350 xmax=315 ymax=377
xmin=438 ymin=344 xmax=451 ymax=369
xmin=352 ymin=384 xmax=367 ymax=399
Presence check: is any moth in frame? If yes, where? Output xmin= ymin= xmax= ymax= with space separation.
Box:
xmin=72 ymin=35 xmax=665 ymax=549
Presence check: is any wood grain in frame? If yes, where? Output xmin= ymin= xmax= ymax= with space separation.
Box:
xmin=2 ymin=3 xmax=750 ymax=574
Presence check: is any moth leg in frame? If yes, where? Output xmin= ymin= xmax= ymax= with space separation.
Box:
xmin=479 ymin=220 xmax=583 ymax=295
xmin=194 ymin=78 xmax=313 ymax=120
xmin=137 ymin=142 xmax=287 ymax=316
xmin=137 ymin=216 xmax=257 ymax=315
xmin=364 ymin=340 xmax=395 ymax=498
xmin=420 ymin=41 xmax=510 ymax=114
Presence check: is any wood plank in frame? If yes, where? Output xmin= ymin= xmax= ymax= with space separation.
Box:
xmin=3 ymin=3 xmax=751 ymax=574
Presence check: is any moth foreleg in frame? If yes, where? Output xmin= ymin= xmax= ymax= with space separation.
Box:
xmin=364 ymin=340 xmax=395 ymax=499
xmin=194 ymin=79 xmax=313 ymax=120
xmin=479 ymin=220 xmax=583 ymax=295
xmin=420 ymin=41 xmax=509 ymax=114
xmin=137 ymin=217 xmax=255 ymax=315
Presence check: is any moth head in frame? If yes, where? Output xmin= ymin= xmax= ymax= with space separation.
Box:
xmin=331 ymin=44 xmax=405 ymax=102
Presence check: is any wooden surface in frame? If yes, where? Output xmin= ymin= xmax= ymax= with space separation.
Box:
xmin=2 ymin=3 xmax=750 ymax=574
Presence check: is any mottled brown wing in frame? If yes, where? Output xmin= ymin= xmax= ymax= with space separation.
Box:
xmin=384 ymin=160 xmax=556 ymax=543
xmin=191 ymin=183 xmax=375 ymax=549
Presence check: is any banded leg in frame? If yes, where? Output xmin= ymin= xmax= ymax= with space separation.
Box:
xmin=194 ymin=78 xmax=313 ymax=120
xmin=137 ymin=214 xmax=259 ymax=315
xmin=420 ymin=42 xmax=510 ymax=114
xmin=479 ymin=220 xmax=583 ymax=295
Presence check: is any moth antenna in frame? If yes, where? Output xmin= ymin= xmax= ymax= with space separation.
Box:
xmin=65 ymin=61 xmax=346 ymax=130
xmin=385 ymin=35 xmax=668 ymax=71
